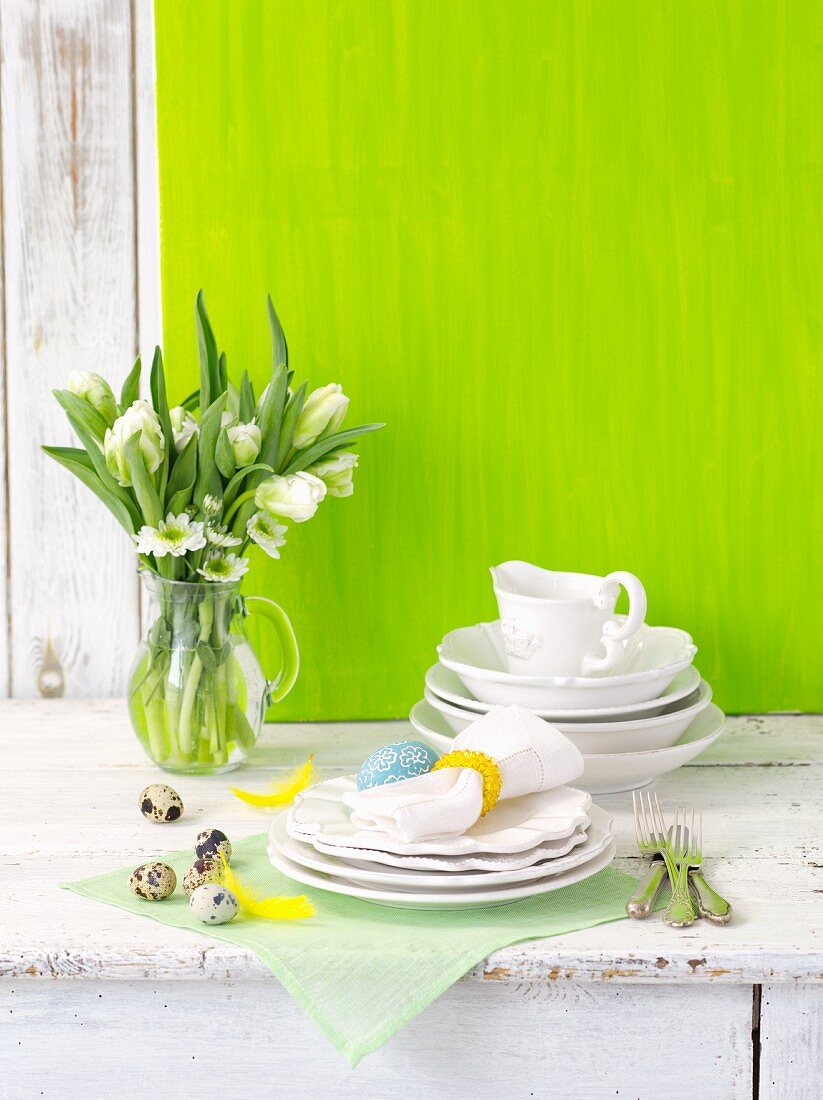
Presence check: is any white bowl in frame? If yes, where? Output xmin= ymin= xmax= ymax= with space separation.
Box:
xmin=409 ymin=699 xmax=726 ymax=796
xmin=438 ymin=621 xmax=696 ymax=709
xmin=425 ymin=663 xmax=701 ymax=722
xmin=422 ymin=679 xmax=713 ymax=753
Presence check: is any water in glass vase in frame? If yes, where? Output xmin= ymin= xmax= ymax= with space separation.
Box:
xmin=128 ymin=571 xmax=299 ymax=775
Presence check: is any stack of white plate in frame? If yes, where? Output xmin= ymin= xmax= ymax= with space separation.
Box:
xmin=409 ymin=620 xmax=726 ymax=794
xmin=268 ymin=776 xmax=616 ymax=911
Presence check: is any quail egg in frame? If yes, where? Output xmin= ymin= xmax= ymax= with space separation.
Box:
xmin=128 ymin=861 xmax=177 ymax=901
xmin=182 ymin=857 xmax=222 ymax=897
xmin=194 ymin=828 xmax=232 ymax=864
xmin=189 ymin=883 xmax=239 ymax=925
xmin=139 ymin=783 xmax=184 ymax=823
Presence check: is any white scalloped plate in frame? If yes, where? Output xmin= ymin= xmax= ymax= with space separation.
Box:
xmin=268 ymin=837 xmax=618 ymax=910
xmin=425 ymin=663 xmax=701 ymax=721
xmin=287 ymin=775 xmax=592 ymax=856
xmin=269 ymin=805 xmax=612 ymax=888
xmin=310 ymin=819 xmax=590 ymax=872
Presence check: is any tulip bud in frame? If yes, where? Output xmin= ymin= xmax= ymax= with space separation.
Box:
xmin=255 ymin=471 xmax=327 ymax=523
xmin=308 ymin=451 xmax=358 ymax=498
xmin=169 ymin=406 xmax=199 ymax=453
xmin=227 ymin=422 xmax=262 ymax=467
xmin=104 ymin=400 xmax=165 ymax=487
xmin=293 ymin=384 xmax=349 ymax=449
xmin=67 ymin=370 xmax=118 ymax=426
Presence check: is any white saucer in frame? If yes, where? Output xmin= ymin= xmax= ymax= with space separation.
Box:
xmin=268 ymin=836 xmax=618 ymax=910
xmin=410 ymin=700 xmax=727 ymax=795
xmin=269 ymin=805 xmax=612 ymax=889
xmin=438 ymin=621 xmax=696 ymax=709
xmin=425 ymin=663 xmax=701 ymax=722
xmin=287 ymin=776 xmax=592 ymax=856
xmin=422 ymin=679 xmax=713 ymax=753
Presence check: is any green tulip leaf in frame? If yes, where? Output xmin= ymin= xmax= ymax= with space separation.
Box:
xmin=239 ymin=370 xmax=255 ymax=422
xmin=193 ymin=391 xmax=228 ymax=508
xmin=120 ymin=357 xmax=142 ymax=410
xmin=283 ymin=422 xmax=385 ymax=475
xmin=215 ymin=426 xmax=236 ymax=480
xmin=124 ymin=431 xmax=163 ymax=528
xmin=195 ymin=290 xmax=221 ymax=410
xmin=257 ymin=362 xmax=288 ymax=474
xmin=267 ymin=293 xmax=288 ymax=370
xmin=275 ymin=380 xmax=307 ymax=470
xmin=42 ymin=446 xmax=136 ymax=535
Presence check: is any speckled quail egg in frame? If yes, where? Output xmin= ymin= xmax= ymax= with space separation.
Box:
xmin=139 ymin=783 xmax=184 ymax=823
xmin=128 ymin=861 xmax=177 ymax=901
xmin=182 ymin=857 xmax=222 ymax=897
xmin=189 ymin=883 xmax=239 ymax=925
xmin=194 ymin=828 xmax=232 ymax=864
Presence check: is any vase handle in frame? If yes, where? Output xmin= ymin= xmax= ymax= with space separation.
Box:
xmin=244 ymin=596 xmax=300 ymax=704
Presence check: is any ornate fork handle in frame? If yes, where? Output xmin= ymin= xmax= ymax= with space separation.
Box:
xmin=689 ymin=869 xmax=733 ymax=924
xmin=663 ymin=859 xmax=697 ymax=927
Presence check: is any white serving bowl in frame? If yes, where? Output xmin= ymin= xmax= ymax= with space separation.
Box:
xmin=422 ymin=679 xmax=712 ymax=753
xmin=409 ymin=699 xmax=727 ymax=796
xmin=438 ymin=621 xmax=696 ymax=709
xmin=425 ymin=663 xmax=701 ymax=722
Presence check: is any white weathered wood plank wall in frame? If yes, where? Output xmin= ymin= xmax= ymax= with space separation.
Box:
xmin=0 ymin=0 xmax=159 ymax=698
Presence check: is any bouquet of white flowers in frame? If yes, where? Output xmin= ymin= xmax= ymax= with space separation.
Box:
xmin=45 ymin=293 xmax=382 ymax=773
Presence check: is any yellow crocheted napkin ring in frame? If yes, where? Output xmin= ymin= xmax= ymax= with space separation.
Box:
xmin=431 ymin=750 xmax=503 ymax=816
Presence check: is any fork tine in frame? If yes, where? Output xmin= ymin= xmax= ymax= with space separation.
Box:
xmin=690 ymin=808 xmax=695 ymax=857
xmin=652 ymin=792 xmax=667 ymax=846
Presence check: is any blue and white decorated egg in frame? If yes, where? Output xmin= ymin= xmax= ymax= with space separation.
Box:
xmin=357 ymin=740 xmax=440 ymax=790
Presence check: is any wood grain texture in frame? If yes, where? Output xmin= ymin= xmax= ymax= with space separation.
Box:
xmin=154 ymin=0 xmax=823 ymax=719
xmin=2 ymin=704 xmax=822 ymax=985
xmin=0 ymin=0 xmax=140 ymax=696
xmin=0 ymin=980 xmax=753 ymax=1099
xmin=760 ymin=985 xmax=823 ymax=1099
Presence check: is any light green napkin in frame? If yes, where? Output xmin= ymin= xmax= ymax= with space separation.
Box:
xmin=63 ymin=833 xmax=634 ymax=1065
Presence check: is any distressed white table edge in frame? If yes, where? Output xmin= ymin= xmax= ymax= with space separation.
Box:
xmin=3 ymin=700 xmax=822 ymax=985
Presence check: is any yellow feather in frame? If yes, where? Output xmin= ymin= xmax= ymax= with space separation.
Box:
xmin=230 ymin=753 xmax=316 ymax=808
xmin=219 ymin=852 xmax=314 ymax=920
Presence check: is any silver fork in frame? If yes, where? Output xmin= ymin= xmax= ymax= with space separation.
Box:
xmin=681 ymin=813 xmax=734 ymax=925
xmin=663 ymin=805 xmax=699 ymax=928
xmin=628 ymin=790 xmax=670 ymax=918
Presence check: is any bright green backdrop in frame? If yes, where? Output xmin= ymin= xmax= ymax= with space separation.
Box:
xmin=155 ymin=0 xmax=821 ymax=717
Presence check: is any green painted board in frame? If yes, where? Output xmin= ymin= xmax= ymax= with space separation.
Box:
xmin=155 ymin=0 xmax=822 ymax=718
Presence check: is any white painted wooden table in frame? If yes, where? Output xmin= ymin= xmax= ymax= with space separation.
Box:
xmin=2 ymin=702 xmax=821 ymax=1098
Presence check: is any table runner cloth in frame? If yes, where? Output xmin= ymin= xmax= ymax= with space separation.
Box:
xmin=64 ymin=832 xmax=638 ymax=1065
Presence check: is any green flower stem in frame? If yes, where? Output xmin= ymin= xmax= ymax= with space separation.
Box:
xmin=178 ymin=653 xmax=202 ymax=755
xmin=223 ymin=489 xmax=256 ymax=527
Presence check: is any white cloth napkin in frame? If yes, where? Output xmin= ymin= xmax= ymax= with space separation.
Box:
xmin=342 ymin=705 xmax=584 ymax=843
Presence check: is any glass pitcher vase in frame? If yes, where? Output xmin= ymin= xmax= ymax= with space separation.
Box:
xmin=128 ymin=571 xmax=299 ymax=775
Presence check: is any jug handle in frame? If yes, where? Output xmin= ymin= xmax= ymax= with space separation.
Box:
xmin=244 ymin=596 xmax=300 ymax=704
xmin=582 ymin=571 xmax=647 ymax=675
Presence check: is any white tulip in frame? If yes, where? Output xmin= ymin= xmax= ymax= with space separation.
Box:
xmin=67 ymin=370 xmax=118 ymax=426
xmin=308 ymin=451 xmax=358 ymax=498
xmin=293 ymin=384 xmax=349 ymax=449
xmin=255 ymin=471 xmax=327 ymax=523
xmin=227 ymin=422 xmax=262 ymax=467
xmin=169 ymin=406 xmax=199 ymax=453
xmin=104 ymin=400 xmax=165 ymax=487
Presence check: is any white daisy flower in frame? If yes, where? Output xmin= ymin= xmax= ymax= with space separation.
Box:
xmin=205 ymin=523 xmax=242 ymax=548
xmin=197 ymin=553 xmax=249 ymax=583
xmin=246 ymin=511 xmax=288 ymax=559
xmin=134 ymin=513 xmax=207 ymax=558
xmin=203 ymin=494 xmax=223 ymax=516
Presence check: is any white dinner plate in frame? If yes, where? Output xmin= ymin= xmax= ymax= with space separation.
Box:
xmin=422 ymin=679 xmax=713 ymax=753
xmin=410 ymin=700 xmax=727 ymax=795
xmin=425 ymin=663 xmax=701 ymax=722
xmin=438 ymin=621 xmax=696 ymax=709
xmin=310 ymin=821 xmax=591 ymax=872
xmin=287 ymin=775 xmax=592 ymax=856
xmin=269 ymin=805 xmax=612 ymax=889
xmin=269 ymin=836 xmax=618 ymax=910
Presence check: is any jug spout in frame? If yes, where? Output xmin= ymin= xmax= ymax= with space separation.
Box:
xmin=490 ymin=560 xmax=554 ymax=598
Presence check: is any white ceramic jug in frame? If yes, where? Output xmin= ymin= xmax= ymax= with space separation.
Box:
xmin=490 ymin=562 xmax=647 ymax=677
